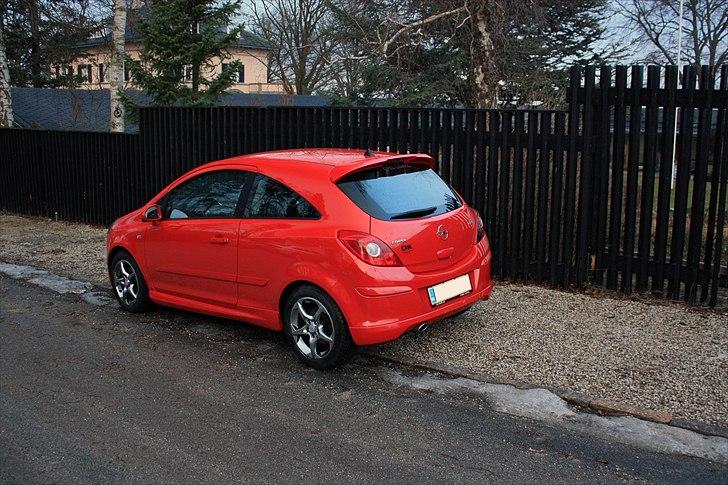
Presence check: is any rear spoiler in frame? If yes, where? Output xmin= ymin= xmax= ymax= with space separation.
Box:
xmin=329 ymin=154 xmax=436 ymax=182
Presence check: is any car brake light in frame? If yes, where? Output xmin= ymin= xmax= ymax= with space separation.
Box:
xmin=338 ymin=230 xmax=403 ymax=267
xmin=476 ymin=213 xmax=485 ymax=243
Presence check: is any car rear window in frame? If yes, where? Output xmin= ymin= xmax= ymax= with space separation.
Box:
xmin=337 ymin=164 xmax=462 ymax=221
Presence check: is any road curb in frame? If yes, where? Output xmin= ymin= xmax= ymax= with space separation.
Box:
xmin=366 ymin=351 xmax=728 ymax=440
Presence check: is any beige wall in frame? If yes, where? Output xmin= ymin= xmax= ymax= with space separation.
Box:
xmin=66 ymin=43 xmax=283 ymax=93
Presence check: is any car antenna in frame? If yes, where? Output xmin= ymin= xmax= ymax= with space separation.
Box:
xmin=364 ymin=148 xmax=376 ymax=157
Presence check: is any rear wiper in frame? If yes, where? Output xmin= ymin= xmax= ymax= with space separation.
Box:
xmin=389 ymin=206 xmax=437 ymax=220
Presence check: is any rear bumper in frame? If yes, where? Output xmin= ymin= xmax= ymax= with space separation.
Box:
xmin=347 ymin=242 xmax=493 ymax=346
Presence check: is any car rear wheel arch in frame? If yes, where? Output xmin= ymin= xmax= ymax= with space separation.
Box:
xmin=278 ymin=279 xmax=352 ymax=328
xmin=279 ymin=280 xmax=327 ymax=324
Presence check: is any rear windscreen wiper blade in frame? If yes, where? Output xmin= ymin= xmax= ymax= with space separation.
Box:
xmin=389 ymin=206 xmax=437 ymax=220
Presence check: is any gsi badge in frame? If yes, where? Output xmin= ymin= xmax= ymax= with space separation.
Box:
xmin=436 ymin=225 xmax=449 ymax=240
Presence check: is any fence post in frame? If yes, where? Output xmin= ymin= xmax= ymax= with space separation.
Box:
xmin=708 ymin=65 xmax=728 ymax=306
xmin=575 ymin=65 xmax=595 ymax=288
xmin=562 ymin=65 xmax=581 ymax=287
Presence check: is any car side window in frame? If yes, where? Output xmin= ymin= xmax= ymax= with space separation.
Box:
xmin=161 ymin=170 xmax=250 ymax=219
xmin=244 ymin=174 xmax=319 ymax=219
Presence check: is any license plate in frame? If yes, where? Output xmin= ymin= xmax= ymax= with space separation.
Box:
xmin=427 ymin=274 xmax=472 ymax=306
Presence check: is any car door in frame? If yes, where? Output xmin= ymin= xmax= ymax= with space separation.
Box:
xmin=145 ymin=169 xmax=253 ymax=308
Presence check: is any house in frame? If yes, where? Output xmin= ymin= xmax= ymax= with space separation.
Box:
xmin=62 ymin=6 xmax=283 ymax=94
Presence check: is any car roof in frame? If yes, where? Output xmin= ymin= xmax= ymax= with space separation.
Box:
xmin=200 ymin=148 xmax=436 ymax=182
xmin=242 ymin=148 xmax=384 ymax=166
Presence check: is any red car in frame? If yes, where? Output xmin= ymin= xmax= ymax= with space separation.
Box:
xmin=107 ymin=149 xmax=493 ymax=368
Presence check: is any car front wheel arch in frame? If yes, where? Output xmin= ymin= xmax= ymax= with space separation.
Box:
xmin=107 ymin=246 xmax=130 ymax=278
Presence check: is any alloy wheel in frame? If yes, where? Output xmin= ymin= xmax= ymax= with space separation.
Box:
xmin=288 ymin=297 xmax=335 ymax=359
xmin=113 ymin=259 xmax=139 ymax=306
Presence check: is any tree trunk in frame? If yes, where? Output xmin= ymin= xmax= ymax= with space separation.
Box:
xmin=29 ymin=0 xmax=42 ymax=87
xmin=109 ymin=0 xmax=126 ymax=133
xmin=0 ymin=24 xmax=14 ymax=127
xmin=468 ymin=1 xmax=498 ymax=109
xmin=192 ymin=62 xmax=200 ymax=93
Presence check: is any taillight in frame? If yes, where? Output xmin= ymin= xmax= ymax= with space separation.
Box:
xmin=338 ymin=230 xmax=403 ymax=267
xmin=476 ymin=213 xmax=485 ymax=243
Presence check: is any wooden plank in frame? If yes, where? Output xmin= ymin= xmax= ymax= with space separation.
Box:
xmin=550 ymin=112 xmax=566 ymax=285
xmin=576 ymin=65 xmax=595 ymax=287
xmin=397 ymin=108 xmax=408 ymax=153
xmin=636 ymin=65 xmax=660 ymax=291
xmin=708 ymin=66 xmax=728 ymax=305
xmin=684 ymin=66 xmax=713 ymax=303
xmin=496 ymin=112 xmax=512 ymax=277
xmin=451 ymin=110 xmax=463 ymax=191
xmin=622 ymin=66 xmax=644 ymax=293
xmin=607 ymin=66 xmax=628 ymax=289
xmin=668 ymin=66 xmax=697 ymax=299
xmin=463 ymin=110 xmax=475 ymax=204
xmin=562 ymin=66 xmax=581 ymax=287
xmin=652 ymin=65 xmax=678 ymax=295
xmin=511 ymin=111 xmax=525 ymax=279
xmin=535 ymin=112 xmax=551 ymax=281
xmin=699 ymin=71 xmax=722 ymax=303
xmin=593 ymin=66 xmax=612 ymax=285
xmin=486 ymin=111 xmax=500 ymax=246
xmin=441 ymin=110 xmax=452 ymax=184
xmin=522 ymin=112 xmax=538 ymax=281
xmin=474 ymin=111 xmax=486 ymax=216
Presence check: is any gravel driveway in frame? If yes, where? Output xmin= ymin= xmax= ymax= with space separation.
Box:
xmin=1 ymin=213 xmax=726 ymax=426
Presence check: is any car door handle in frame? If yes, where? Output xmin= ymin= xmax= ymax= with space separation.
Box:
xmin=210 ymin=236 xmax=229 ymax=245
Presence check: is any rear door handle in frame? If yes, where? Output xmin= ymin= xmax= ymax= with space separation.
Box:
xmin=210 ymin=236 xmax=229 ymax=245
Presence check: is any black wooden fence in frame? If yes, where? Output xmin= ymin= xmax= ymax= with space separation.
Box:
xmin=1 ymin=64 xmax=726 ymax=305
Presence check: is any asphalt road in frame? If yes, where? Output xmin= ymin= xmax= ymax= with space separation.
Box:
xmin=1 ymin=275 xmax=726 ymax=483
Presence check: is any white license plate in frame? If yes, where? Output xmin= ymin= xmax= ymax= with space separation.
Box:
xmin=427 ymin=274 xmax=472 ymax=306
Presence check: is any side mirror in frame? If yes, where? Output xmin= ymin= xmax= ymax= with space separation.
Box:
xmin=142 ymin=204 xmax=163 ymax=222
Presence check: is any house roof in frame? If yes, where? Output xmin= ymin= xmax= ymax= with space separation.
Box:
xmin=76 ymin=6 xmax=269 ymax=51
xmin=10 ymin=87 xmax=329 ymax=133
xmin=77 ymin=29 xmax=269 ymax=51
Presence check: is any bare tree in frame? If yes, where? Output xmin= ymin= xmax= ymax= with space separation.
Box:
xmin=332 ymin=0 xmax=537 ymax=108
xmin=0 ymin=22 xmax=13 ymax=127
xmin=614 ymin=0 xmax=728 ymax=67
xmin=2 ymin=0 xmax=103 ymax=87
xmin=244 ymin=0 xmax=335 ymax=95
xmin=108 ymin=0 xmax=126 ymax=132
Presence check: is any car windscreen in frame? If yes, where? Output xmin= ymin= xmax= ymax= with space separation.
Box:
xmin=337 ymin=164 xmax=462 ymax=221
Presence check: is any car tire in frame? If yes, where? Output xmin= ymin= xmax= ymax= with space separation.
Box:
xmin=110 ymin=251 xmax=151 ymax=313
xmin=283 ymin=285 xmax=355 ymax=370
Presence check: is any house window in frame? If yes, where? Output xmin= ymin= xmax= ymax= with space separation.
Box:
xmin=77 ymin=64 xmax=92 ymax=83
xmin=98 ymin=63 xmax=105 ymax=83
xmin=222 ymin=63 xmax=244 ymax=83
xmin=124 ymin=64 xmax=131 ymax=82
xmin=183 ymin=65 xmax=193 ymax=82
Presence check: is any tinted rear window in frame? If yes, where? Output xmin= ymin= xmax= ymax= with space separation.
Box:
xmin=337 ymin=164 xmax=462 ymax=221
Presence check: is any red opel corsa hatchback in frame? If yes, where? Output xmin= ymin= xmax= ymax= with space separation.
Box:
xmin=107 ymin=149 xmax=493 ymax=368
